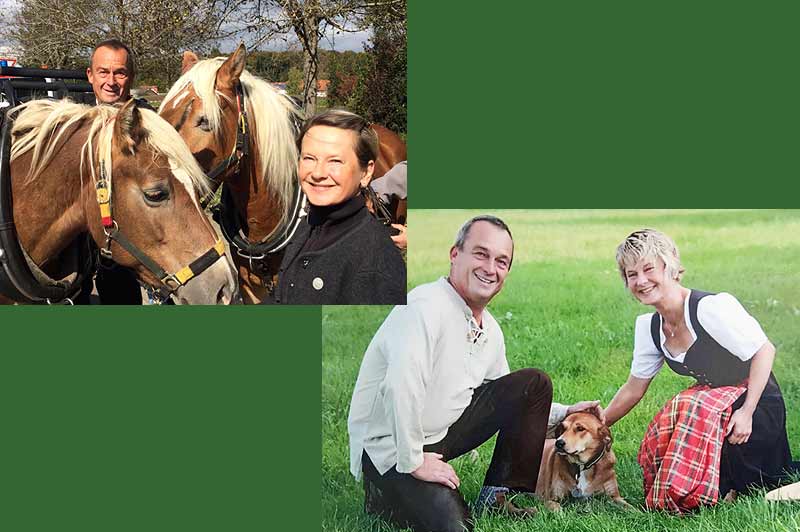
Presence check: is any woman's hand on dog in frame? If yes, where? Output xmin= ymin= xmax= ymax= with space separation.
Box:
xmin=567 ymin=400 xmax=605 ymax=424
xmin=726 ymin=407 xmax=753 ymax=445
xmin=411 ymin=452 xmax=461 ymax=489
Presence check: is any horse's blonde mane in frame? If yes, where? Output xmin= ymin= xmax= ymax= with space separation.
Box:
xmin=10 ymin=99 xmax=210 ymax=204
xmin=162 ymin=57 xmax=302 ymax=231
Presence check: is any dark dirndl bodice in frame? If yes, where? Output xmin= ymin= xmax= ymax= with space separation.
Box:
xmin=649 ymin=289 xmax=794 ymax=496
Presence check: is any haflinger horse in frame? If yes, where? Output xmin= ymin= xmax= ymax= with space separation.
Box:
xmin=1 ymin=98 xmax=238 ymax=304
xmin=159 ymin=44 xmax=302 ymax=304
xmin=160 ymin=44 xmax=407 ymax=303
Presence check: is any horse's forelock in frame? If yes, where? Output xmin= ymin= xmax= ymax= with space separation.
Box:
xmin=10 ymin=100 xmax=209 ymax=212
xmin=161 ymin=57 xmax=226 ymax=133
xmin=136 ymin=109 xmax=211 ymax=205
xmin=10 ymin=99 xmax=114 ymax=184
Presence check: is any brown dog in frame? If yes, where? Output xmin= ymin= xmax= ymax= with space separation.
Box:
xmin=536 ymin=412 xmax=633 ymax=511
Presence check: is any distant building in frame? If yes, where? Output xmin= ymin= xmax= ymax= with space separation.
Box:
xmin=270 ymin=79 xmax=329 ymax=98
xmin=271 ymin=82 xmax=287 ymax=95
xmin=316 ymin=79 xmax=330 ymax=98
xmin=132 ymin=86 xmax=159 ymax=96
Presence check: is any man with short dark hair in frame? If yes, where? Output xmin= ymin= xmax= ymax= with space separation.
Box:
xmin=348 ymin=215 xmax=602 ymax=531
xmin=85 ymin=39 xmax=150 ymax=303
xmin=87 ymin=39 xmax=135 ymax=105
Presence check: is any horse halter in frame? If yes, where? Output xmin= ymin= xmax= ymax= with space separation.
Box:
xmin=199 ymin=83 xmax=249 ymax=206
xmin=95 ymin=163 xmax=225 ymax=302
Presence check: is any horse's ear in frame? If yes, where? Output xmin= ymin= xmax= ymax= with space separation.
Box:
xmin=114 ymin=99 xmax=146 ymax=156
xmin=215 ymin=43 xmax=246 ymax=90
xmin=182 ymin=50 xmax=199 ymax=74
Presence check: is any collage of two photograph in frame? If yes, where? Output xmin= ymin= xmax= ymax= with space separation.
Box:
xmin=3 ymin=3 xmax=800 ymax=532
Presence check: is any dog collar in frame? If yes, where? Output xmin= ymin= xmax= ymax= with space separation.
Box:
xmin=571 ymin=445 xmax=607 ymax=483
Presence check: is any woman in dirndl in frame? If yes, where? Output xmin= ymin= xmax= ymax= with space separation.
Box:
xmin=602 ymin=228 xmax=797 ymax=513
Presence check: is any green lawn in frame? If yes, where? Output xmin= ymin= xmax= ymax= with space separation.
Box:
xmin=323 ymin=210 xmax=800 ymax=532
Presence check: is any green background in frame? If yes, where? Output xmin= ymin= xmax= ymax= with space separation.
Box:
xmin=4 ymin=2 xmax=800 ymax=531
xmin=1 ymin=307 xmax=321 ymax=531
xmin=411 ymin=2 xmax=799 ymax=206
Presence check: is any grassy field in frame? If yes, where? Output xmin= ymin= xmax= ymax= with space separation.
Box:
xmin=322 ymin=210 xmax=800 ymax=532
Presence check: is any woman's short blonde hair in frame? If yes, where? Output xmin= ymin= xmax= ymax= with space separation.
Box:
xmin=615 ymin=228 xmax=685 ymax=285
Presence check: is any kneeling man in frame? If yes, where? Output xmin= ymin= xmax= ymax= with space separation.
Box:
xmin=348 ymin=215 xmax=600 ymax=532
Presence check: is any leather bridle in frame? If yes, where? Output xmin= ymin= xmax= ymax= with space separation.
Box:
xmin=95 ymin=158 xmax=226 ymax=303
xmin=202 ymin=83 xmax=307 ymax=272
xmin=199 ymin=83 xmax=249 ymax=207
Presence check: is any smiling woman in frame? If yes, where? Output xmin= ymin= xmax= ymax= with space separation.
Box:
xmin=603 ymin=228 xmax=799 ymax=513
xmin=263 ymin=109 xmax=406 ymax=305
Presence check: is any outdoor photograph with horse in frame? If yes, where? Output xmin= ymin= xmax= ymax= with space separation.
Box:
xmin=1 ymin=97 xmax=237 ymax=304
xmin=159 ymin=44 xmax=407 ymax=304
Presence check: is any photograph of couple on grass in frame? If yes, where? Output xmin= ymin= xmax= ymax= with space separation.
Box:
xmin=322 ymin=209 xmax=800 ymax=532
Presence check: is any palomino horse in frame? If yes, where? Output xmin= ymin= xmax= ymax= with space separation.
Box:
xmin=160 ymin=45 xmax=303 ymax=304
xmin=160 ymin=44 xmax=407 ymax=303
xmin=2 ymin=98 xmax=237 ymax=304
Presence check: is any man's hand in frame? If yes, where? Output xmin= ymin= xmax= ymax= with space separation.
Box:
xmin=411 ymin=452 xmax=460 ymax=489
xmin=726 ymin=407 xmax=753 ymax=445
xmin=567 ymin=400 xmax=605 ymax=424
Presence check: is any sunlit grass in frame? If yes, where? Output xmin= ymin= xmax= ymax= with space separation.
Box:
xmin=323 ymin=209 xmax=800 ymax=531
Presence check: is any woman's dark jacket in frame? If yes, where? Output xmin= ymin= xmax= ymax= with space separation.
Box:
xmin=266 ymin=194 xmax=406 ymax=305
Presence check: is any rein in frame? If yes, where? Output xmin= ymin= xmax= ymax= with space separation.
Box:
xmin=0 ymin=107 xmax=94 ymax=304
xmin=363 ymin=184 xmax=394 ymax=226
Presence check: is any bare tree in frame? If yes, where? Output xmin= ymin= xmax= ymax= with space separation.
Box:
xmin=3 ymin=0 xmax=241 ymax=86
xmin=239 ymin=0 xmax=404 ymax=115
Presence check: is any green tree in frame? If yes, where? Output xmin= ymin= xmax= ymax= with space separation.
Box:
xmin=4 ymin=0 xmax=238 ymax=89
xmin=326 ymin=50 xmax=368 ymax=108
xmin=349 ymin=8 xmax=406 ymax=133
xmin=238 ymin=0 xmax=397 ymax=115
xmin=286 ymin=66 xmax=304 ymax=97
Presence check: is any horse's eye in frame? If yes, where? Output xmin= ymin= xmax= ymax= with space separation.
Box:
xmin=143 ymin=187 xmax=170 ymax=204
xmin=196 ymin=116 xmax=211 ymax=132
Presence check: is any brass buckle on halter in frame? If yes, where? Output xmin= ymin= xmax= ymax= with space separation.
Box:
xmin=161 ymin=273 xmax=183 ymax=291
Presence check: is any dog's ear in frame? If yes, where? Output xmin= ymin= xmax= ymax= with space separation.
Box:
xmin=600 ymin=424 xmax=613 ymax=452
xmin=555 ymin=420 xmax=567 ymax=438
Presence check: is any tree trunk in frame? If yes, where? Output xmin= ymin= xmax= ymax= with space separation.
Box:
xmin=300 ymin=14 xmax=319 ymax=116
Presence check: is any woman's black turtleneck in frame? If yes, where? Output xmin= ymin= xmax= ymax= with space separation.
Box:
xmin=268 ymin=192 xmax=406 ymax=305
xmin=303 ymin=193 xmax=367 ymax=253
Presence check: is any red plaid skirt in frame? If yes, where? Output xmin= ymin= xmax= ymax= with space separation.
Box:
xmin=638 ymin=384 xmax=746 ymax=513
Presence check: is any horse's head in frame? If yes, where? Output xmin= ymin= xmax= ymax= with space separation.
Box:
xmin=159 ymin=44 xmax=249 ymax=185
xmin=97 ymin=99 xmax=238 ymax=304
xmin=160 ymin=45 xmax=300 ymax=236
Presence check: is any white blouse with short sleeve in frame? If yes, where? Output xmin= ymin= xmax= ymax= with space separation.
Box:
xmin=630 ymin=292 xmax=768 ymax=379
